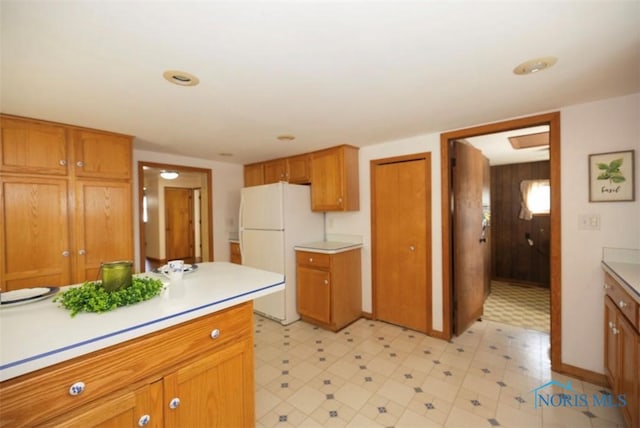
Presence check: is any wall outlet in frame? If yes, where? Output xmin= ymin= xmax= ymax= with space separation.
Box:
xmin=578 ymin=214 xmax=600 ymax=230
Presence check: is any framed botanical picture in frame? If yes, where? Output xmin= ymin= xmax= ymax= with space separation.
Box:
xmin=589 ymin=150 xmax=635 ymax=202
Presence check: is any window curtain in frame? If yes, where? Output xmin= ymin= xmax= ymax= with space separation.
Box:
xmin=519 ymin=179 xmax=549 ymax=220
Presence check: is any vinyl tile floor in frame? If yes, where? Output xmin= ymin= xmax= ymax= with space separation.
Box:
xmin=254 ymin=316 xmax=625 ymax=428
xmin=483 ymin=281 xmax=550 ymax=334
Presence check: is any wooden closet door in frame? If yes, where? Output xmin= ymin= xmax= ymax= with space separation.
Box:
xmin=1 ymin=177 xmax=71 ymax=290
xmin=165 ymin=187 xmax=194 ymax=261
xmin=372 ymin=154 xmax=431 ymax=333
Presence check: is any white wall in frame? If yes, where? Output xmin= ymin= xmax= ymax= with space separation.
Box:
xmin=560 ymin=93 xmax=639 ymax=373
xmin=327 ymin=92 xmax=639 ymax=373
xmin=132 ymin=150 xmax=244 ymax=268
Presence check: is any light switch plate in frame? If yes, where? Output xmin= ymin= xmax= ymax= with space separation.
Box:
xmin=578 ymin=214 xmax=600 ymax=230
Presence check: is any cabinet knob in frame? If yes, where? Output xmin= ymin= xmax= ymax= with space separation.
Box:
xmin=68 ymin=381 xmax=86 ymax=396
xmin=76 ymin=161 xmax=84 ymax=168
xmin=409 ymin=245 xmax=415 ymax=251
xmin=210 ymin=328 xmax=220 ymax=339
xmin=603 ymin=283 xmax=610 ymax=289
xmin=59 ymin=159 xmax=67 ymax=166
xmin=78 ymin=249 xmax=86 ymax=255
xmin=337 ymin=197 xmax=343 ymax=204
xmin=608 ymin=321 xmax=614 ymax=329
xmin=309 ymin=257 xmax=313 ymax=263
xmin=612 ymin=327 xmax=620 ymax=335
xmin=62 ymin=251 xmax=70 ymax=257
xmin=324 ymin=279 xmax=329 ymax=285
xmin=618 ymin=300 xmax=627 ymax=309
xmin=169 ymin=397 xmax=181 ymax=409
xmin=138 ymin=415 xmax=151 ymax=427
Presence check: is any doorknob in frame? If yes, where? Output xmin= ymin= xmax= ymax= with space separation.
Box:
xmin=409 ymin=245 xmax=415 ymax=251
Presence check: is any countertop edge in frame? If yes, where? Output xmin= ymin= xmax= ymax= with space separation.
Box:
xmin=601 ymin=261 xmax=640 ymax=303
xmin=294 ymin=243 xmax=363 ymax=254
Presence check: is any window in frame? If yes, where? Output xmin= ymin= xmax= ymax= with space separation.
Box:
xmin=519 ymin=179 xmax=550 ymax=220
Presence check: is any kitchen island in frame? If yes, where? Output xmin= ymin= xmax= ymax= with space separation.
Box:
xmin=0 ymin=262 xmax=284 ymax=427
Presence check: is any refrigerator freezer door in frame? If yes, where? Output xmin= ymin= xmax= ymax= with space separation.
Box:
xmin=240 ymin=229 xmax=286 ymax=320
xmin=240 ymin=183 xmax=284 ymax=230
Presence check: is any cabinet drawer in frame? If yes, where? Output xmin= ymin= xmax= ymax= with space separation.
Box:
xmin=0 ymin=301 xmax=252 ymax=427
xmin=296 ymin=251 xmax=330 ymax=269
xmin=605 ymin=273 xmax=639 ymax=331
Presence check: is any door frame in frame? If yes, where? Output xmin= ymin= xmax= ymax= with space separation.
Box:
xmin=440 ymin=112 xmax=561 ymax=370
xmin=371 ymin=152 xmax=432 ymax=333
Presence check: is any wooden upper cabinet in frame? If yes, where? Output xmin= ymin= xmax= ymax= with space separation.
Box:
xmin=287 ymin=153 xmax=311 ymax=184
xmin=243 ymin=163 xmax=264 ymax=187
xmin=263 ymin=158 xmax=288 ymax=184
xmin=0 ymin=116 xmax=69 ymax=176
xmin=310 ymin=145 xmax=359 ymax=211
xmin=72 ymin=129 xmax=132 ymax=180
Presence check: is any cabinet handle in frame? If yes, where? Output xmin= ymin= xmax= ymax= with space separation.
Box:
xmin=324 ymin=279 xmax=329 ymax=285
xmin=59 ymin=160 xmax=67 ymax=166
xmin=618 ymin=300 xmax=627 ymax=309
xmin=76 ymin=161 xmax=84 ymax=168
xmin=62 ymin=251 xmax=70 ymax=257
xmin=78 ymin=249 xmax=86 ymax=255
xmin=68 ymin=381 xmax=86 ymax=396
xmin=603 ymin=283 xmax=610 ymax=289
xmin=138 ymin=415 xmax=151 ymax=427
xmin=169 ymin=397 xmax=181 ymax=409
xmin=608 ymin=321 xmax=614 ymax=329
xmin=210 ymin=328 xmax=220 ymax=339
xmin=612 ymin=327 xmax=620 ymax=335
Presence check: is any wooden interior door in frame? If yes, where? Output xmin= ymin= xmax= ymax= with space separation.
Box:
xmin=165 ymin=187 xmax=193 ymax=261
xmin=452 ymin=140 xmax=486 ymax=335
xmin=372 ymin=154 xmax=431 ymax=333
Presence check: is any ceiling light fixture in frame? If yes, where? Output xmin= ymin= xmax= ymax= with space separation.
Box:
xmin=513 ymin=57 xmax=557 ymax=75
xmin=160 ymin=170 xmax=179 ymax=180
xmin=163 ymin=70 xmax=200 ymax=86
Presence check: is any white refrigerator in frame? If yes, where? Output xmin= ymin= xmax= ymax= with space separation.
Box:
xmin=239 ymin=182 xmax=324 ymax=324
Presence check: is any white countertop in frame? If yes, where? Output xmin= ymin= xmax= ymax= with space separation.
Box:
xmin=294 ymin=241 xmax=363 ymax=254
xmin=0 ymin=262 xmax=284 ymax=382
xmin=602 ymin=260 xmax=640 ymax=301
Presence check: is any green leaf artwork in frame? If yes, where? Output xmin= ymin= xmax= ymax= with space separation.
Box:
xmin=596 ymin=158 xmax=626 ymax=184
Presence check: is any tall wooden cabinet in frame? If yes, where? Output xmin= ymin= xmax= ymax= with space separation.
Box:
xmin=310 ymin=145 xmax=359 ymax=211
xmin=0 ymin=115 xmax=133 ymax=291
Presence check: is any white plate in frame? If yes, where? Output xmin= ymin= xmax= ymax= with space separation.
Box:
xmin=0 ymin=287 xmax=59 ymax=307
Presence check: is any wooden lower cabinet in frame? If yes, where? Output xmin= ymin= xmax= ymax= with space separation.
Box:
xmin=0 ymin=302 xmax=255 ymax=428
xmin=230 ymin=241 xmax=241 ymax=264
xmin=603 ymin=272 xmax=639 ymax=428
xmin=296 ymin=248 xmax=361 ymax=331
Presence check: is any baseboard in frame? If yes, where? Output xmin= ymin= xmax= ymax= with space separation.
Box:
xmin=556 ymin=363 xmax=609 ymax=388
xmin=361 ymin=311 xmax=373 ymax=319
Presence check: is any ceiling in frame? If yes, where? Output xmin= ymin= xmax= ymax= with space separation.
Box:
xmin=1 ymin=1 xmax=638 ymax=165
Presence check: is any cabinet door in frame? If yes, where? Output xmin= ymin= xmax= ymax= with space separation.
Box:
xmin=0 ymin=176 xmax=71 ymax=290
xmin=618 ymin=314 xmax=638 ymax=428
xmin=297 ymin=266 xmax=331 ymax=324
xmin=243 ymin=163 xmax=264 ymax=187
xmin=311 ymin=148 xmax=343 ymax=211
xmin=74 ymin=180 xmax=133 ymax=282
xmin=72 ymin=129 xmax=131 ymax=180
xmin=604 ymin=297 xmax=618 ymax=389
xmin=263 ymin=159 xmax=287 ymax=184
xmin=44 ymin=381 xmax=163 ymax=428
xmin=0 ymin=117 xmax=69 ymax=175
xmin=163 ymin=339 xmax=254 ymax=428
xmin=287 ymin=154 xmax=311 ymax=184
xmin=230 ymin=242 xmax=241 ymax=264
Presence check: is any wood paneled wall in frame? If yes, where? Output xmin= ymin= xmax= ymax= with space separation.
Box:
xmin=490 ymin=160 xmax=550 ymax=287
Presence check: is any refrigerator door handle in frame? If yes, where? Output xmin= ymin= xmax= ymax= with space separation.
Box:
xmin=238 ymin=195 xmax=245 ymax=261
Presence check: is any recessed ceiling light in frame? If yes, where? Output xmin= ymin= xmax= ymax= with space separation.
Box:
xmin=277 ymin=135 xmax=295 ymax=142
xmin=163 ymin=70 xmax=200 ymax=86
xmin=219 ymin=153 xmax=233 ymax=157
xmin=513 ymin=57 xmax=558 ymax=75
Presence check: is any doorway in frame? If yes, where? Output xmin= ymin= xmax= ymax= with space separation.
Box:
xmin=164 ymin=187 xmax=196 ymax=262
xmin=137 ymin=162 xmax=214 ymax=273
xmin=371 ymin=153 xmax=432 ymax=333
xmin=440 ymin=112 xmax=561 ymax=370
